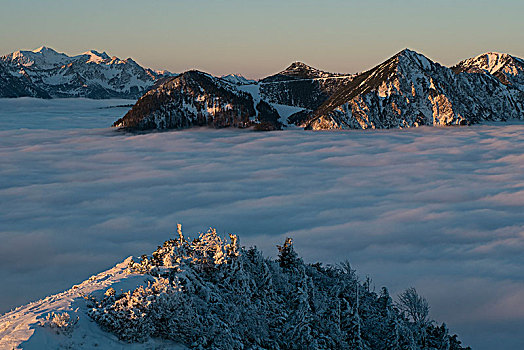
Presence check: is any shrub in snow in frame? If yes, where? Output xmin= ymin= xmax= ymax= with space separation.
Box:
xmin=41 ymin=311 xmax=78 ymax=336
xmin=89 ymin=227 xmax=470 ymax=350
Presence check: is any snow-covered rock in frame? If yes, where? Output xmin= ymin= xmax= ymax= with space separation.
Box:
xmin=0 ymin=46 xmax=174 ymax=99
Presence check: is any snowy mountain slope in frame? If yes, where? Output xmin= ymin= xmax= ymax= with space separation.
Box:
xmin=0 ymin=46 xmax=174 ymax=99
xmin=0 ymin=229 xmax=470 ymax=350
xmin=0 ymin=257 xmax=187 ymax=349
xmin=304 ymin=49 xmax=524 ymax=130
xmin=0 ymin=60 xmax=51 ymax=98
xmin=235 ymin=83 xmax=309 ymax=127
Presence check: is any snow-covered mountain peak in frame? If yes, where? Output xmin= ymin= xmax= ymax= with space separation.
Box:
xmin=261 ymin=61 xmax=348 ymax=83
xmin=453 ymin=51 xmax=524 ymax=89
xmin=281 ymin=61 xmax=332 ymax=78
xmin=81 ymin=50 xmax=111 ymax=63
xmin=4 ymin=46 xmax=70 ymax=69
xmin=220 ymin=73 xmax=257 ymax=85
xmin=395 ymin=48 xmax=435 ymax=71
xmin=457 ymin=52 xmax=521 ymax=74
xmin=285 ymin=61 xmax=313 ymax=70
xmin=306 ymin=48 xmax=523 ymax=131
xmin=396 ymin=48 xmax=420 ymax=57
xmin=32 ymin=45 xmax=57 ymax=54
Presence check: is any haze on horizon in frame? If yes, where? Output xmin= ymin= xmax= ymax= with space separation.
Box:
xmin=1 ymin=0 xmax=523 ymax=79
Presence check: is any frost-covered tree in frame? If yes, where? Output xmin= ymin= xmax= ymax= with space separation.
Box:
xmin=277 ymin=237 xmax=302 ymax=270
xmin=398 ymin=287 xmax=430 ymax=327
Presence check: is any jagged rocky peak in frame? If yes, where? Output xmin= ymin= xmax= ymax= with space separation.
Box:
xmin=261 ymin=61 xmax=347 ymax=82
xmin=308 ymin=49 xmax=436 ymax=118
xmin=317 ymin=49 xmax=437 ymax=102
xmin=453 ymin=51 xmax=524 ymax=88
xmin=81 ymin=49 xmax=111 ymax=63
xmin=32 ymin=45 xmax=56 ymax=53
xmin=455 ymin=52 xmax=521 ymax=74
xmin=3 ymin=46 xmax=70 ymax=69
xmin=395 ymin=48 xmax=436 ymax=69
xmin=220 ymin=73 xmax=256 ymax=85
xmin=255 ymin=62 xmax=356 ymax=112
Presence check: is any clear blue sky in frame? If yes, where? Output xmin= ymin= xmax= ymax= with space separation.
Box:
xmin=1 ymin=0 xmax=523 ymax=78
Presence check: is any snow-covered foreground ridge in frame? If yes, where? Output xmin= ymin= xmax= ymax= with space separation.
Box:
xmin=1 ymin=227 xmax=470 ymax=350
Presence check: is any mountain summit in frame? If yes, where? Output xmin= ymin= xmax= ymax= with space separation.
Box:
xmin=82 ymin=50 xmax=111 ymax=63
xmin=261 ymin=61 xmax=349 ymax=82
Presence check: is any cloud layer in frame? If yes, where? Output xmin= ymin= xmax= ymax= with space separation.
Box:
xmin=1 ymin=99 xmax=523 ymax=349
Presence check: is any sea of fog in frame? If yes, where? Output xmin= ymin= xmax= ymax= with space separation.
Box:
xmin=1 ymin=98 xmax=523 ymax=349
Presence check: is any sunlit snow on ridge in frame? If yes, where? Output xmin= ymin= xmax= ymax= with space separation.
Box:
xmin=0 ymin=99 xmax=523 ymax=350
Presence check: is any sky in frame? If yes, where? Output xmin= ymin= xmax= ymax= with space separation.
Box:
xmin=1 ymin=99 xmax=524 ymax=349
xmin=1 ymin=0 xmax=523 ymax=78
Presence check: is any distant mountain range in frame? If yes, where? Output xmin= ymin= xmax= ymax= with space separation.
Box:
xmin=114 ymin=49 xmax=524 ymax=131
xmin=1 ymin=46 xmax=523 ymax=130
xmin=0 ymin=46 xmax=174 ymax=99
